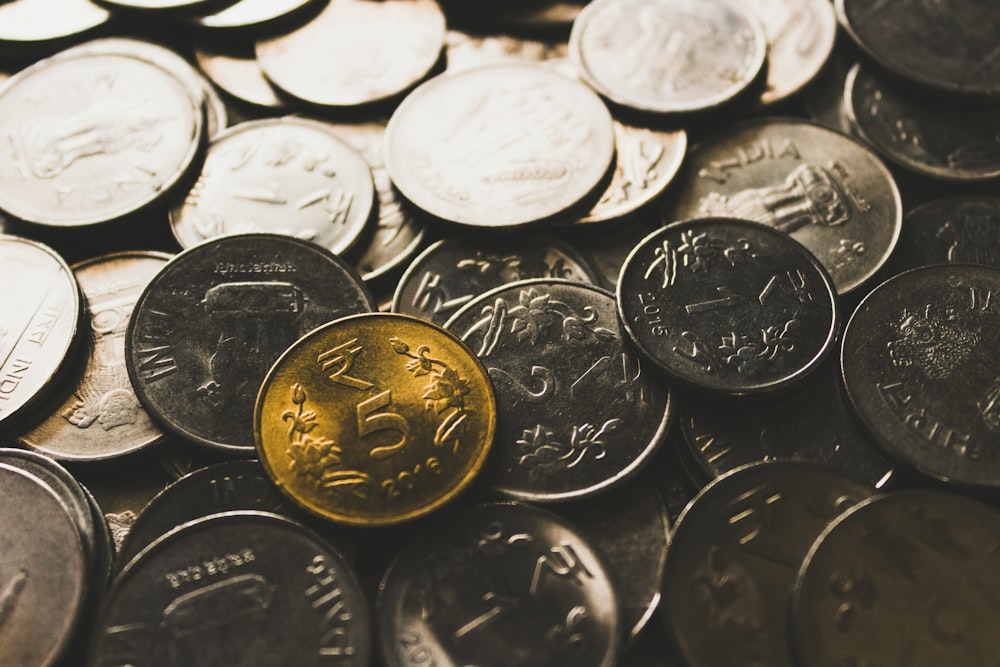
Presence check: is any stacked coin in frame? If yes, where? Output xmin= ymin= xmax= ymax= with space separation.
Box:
xmin=1 ymin=0 xmax=999 ymax=665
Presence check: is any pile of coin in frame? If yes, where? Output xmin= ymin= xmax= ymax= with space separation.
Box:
xmin=1 ymin=0 xmax=999 ymax=665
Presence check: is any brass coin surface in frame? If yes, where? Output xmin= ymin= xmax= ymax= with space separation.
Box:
xmin=255 ymin=313 xmax=496 ymax=526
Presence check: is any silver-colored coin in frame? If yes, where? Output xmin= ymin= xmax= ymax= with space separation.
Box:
xmin=745 ymin=0 xmax=838 ymax=106
xmin=0 ymin=50 xmax=203 ymax=226
xmin=845 ymin=63 xmax=1000 ymax=183
xmin=567 ymin=219 xmax=658 ymax=290
xmin=891 ymin=197 xmax=1000 ymax=273
xmin=662 ymin=461 xmax=874 ymax=667
xmin=444 ymin=279 xmax=672 ymax=502
xmin=791 ymin=491 xmax=1000 ymax=667
xmin=256 ymin=0 xmax=445 ymax=108
xmin=0 ymin=235 xmax=82 ymax=427
xmin=801 ymin=47 xmax=854 ymax=135
xmin=194 ymin=41 xmax=286 ymax=110
xmin=89 ymin=511 xmax=371 ymax=666
xmin=393 ymin=236 xmax=598 ymax=327
xmin=17 ymin=251 xmax=170 ymax=462
xmin=195 ymin=0 xmax=320 ymax=29
xmin=384 ymin=62 xmax=616 ymax=229
xmin=377 ymin=502 xmax=620 ymax=667
xmin=170 ymin=117 xmax=374 ymax=257
xmin=0 ymin=0 xmax=109 ymax=47
xmin=666 ymin=118 xmax=902 ymax=295
xmin=570 ymin=0 xmax=767 ymax=114
xmin=0 ymin=462 xmax=88 ymax=667
xmin=445 ymin=30 xmax=568 ymax=73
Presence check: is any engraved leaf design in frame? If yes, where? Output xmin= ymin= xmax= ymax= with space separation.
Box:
xmin=291 ymin=382 xmax=306 ymax=405
xmin=389 ymin=337 xmax=409 ymax=355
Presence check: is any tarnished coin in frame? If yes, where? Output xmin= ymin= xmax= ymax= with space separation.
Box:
xmin=256 ymin=0 xmax=446 ymax=108
xmin=384 ymin=62 xmax=616 ymax=228
xmin=126 ymin=234 xmax=374 ymax=454
xmin=845 ymin=63 xmax=1000 ymax=182
xmin=680 ymin=358 xmax=895 ymax=488
xmin=666 ymin=118 xmax=902 ymax=294
xmin=89 ymin=511 xmax=370 ymax=666
xmin=841 ymin=264 xmax=1000 ymax=487
xmin=377 ymin=502 xmax=620 ymax=667
xmin=891 ymin=197 xmax=1000 ymax=273
xmin=662 ymin=461 xmax=874 ymax=667
xmin=393 ymin=237 xmax=597 ymax=327
xmin=255 ymin=313 xmax=495 ymax=526
xmin=791 ymin=491 xmax=1000 ymax=667
xmin=445 ymin=279 xmax=671 ymax=502
xmin=569 ymin=0 xmax=767 ymax=114
xmin=836 ymin=0 xmax=1000 ymax=98
xmin=195 ymin=0 xmax=321 ymax=29
xmin=18 ymin=251 xmax=169 ymax=462
xmin=170 ymin=117 xmax=374 ymax=256
xmin=618 ymin=218 xmax=839 ymax=395
xmin=194 ymin=42 xmax=286 ymax=110
xmin=0 ymin=235 xmax=82 ymax=428
xmin=0 ymin=462 xmax=88 ymax=667
xmin=0 ymin=50 xmax=203 ymax=226
xmin=445 ymin=30 xmax=568 ymax=73
xmin=746 ymin=0 xmax=838 ymax=106
xmin=0 ymin=0 xmax=110 ymax=49
xmin=568 ymin=219 xmax=658 ymax=290
xmin=802 ymin=48 xmax=854 ymax=135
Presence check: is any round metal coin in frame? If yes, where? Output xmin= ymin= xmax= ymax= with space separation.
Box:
xmin=194 ymin=42 xmax=286 ymax=110
xmin=384 ymin=62 xmax=616 ymax=229
xmin=841 ymin=264 xmax=1000 ymax=487
xmin=665 ymin=118 xmax=902 ymax=295
xmin=569 ymin=0 xmax=767 ymax=114
xmin=195 ymin=0 xmax=320 ymax=29
xmin=445 ymin=279 xmax=672 ymax=502
xmin=377 ymin=502 xmax=620 ymax=667
xmin=0 ymin=0 xmax=110 ymax=48
xmin=255 ymin=312 xmax=495 ymax=526
xmin=170 ymin=117 xmax=374 ymax=256
xmin=18 ymin=251 xmax=169 ymax=462
xmin=791 ymin=491 xmax=1000 ymax=667
xmin=618 ymin=218 xmax=839 ymax=395
xmin=126 ymin=234 xmax=374 ymax=454
xmin=891 ymin=197 xmax=1000 ymax=273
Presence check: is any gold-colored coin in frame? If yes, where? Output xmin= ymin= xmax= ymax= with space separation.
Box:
xmin=255 ymin=312 xmax=496 ymax=526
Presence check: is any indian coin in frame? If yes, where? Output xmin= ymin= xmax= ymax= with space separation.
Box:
xmin=836 ymin=0 xmax=1000 ymax=98
xmin=0 ymin=235 xmax=82 ymax=428
xmin=666 ymin=118 xmax=902 ymax=295
xmin=662 ymin=461 xmax=874 ymax=667
xmin=679 ymin=357 xmax=895 ymax=488
xmin=195 ymin=0 xmax=321 ymax=29
xmin=445 ymin=279 xmax=671 ymax=502
xmin=170 ymin=117 xmax=374 ymax=257
xmin=0 ymin=0 xmax=109 ymax=49
xmin=393 ymin=236 xmax=597 ymax=327
xmin=194 ymin=41 xmax=287 ymax=110
xmin=256 ymin=0 xmax=445 ymax=108
xmin=791 ymin=491 xmax=1000 ymax=667
xmin=126 ymin=233 xmax=374 ymax=454
xmin=88 ymin=511 xmax=370 ymax=666
xmin=618 ymin=218 xmax=839 ymax=395
xmin=890 ymin=197 xmax=1000 ymax=273
xmin=383 ymin=62 xmax=615 ymax=229
xmin=18 ymin=251 xmax=169 ymax=461
xmin=255 ymin=312 xmax=495 ymax=526
xmin=569 ymin=0 xmax=767 ymax=114
xmin=845 ymin=63 xmax=1000 ymax=182
xmin=0 ymin=50 xmax=203 ymax=226
xmin=841 ymin=264 xmax=1000 ymax=487
xmin=377 ymin=502 xmax=620 ymax=667
xmin=568 ymin=218 xmax=657 ymax=290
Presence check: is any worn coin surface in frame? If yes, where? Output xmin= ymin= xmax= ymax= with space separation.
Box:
xmin=384 ymin=62 xmax=616 ymax=228
xmin=0 ymin=50 xmax=203 ymax=226
xmin=845 ymin=63 xmax=1000 ymax=182
xmin=256 ymin=0 xmax=445 ymax=108
xmin=126 ymin=234 xmax=374 ymax=453
xmin=194 ymin=42 xmax=287 ymax=110
xmin=170 ymin=117 xmax=374 ymax=257
xmin=662 ymin=461 xmax=874 ymax=667
xmin=841 ymin=264 xmax=1000 ymax=487
xmin=618 ymin=218 xmax=839 ymax=395
xmin=445 ymin=30 xmax=568 ymax=72
xmin=255 ymin=312 xmax=495 ymax=526
xmin=394 ymin=237 xmax=597 ymax=327
xmin=377 ymin=502 xmax=620 ymax=667
xmin=570 ymin=0 xmax=767 ymax=114
xmin=836 ymin=0 xmax=1000 ymax=98
xmin=0 ymin=0 xmax=110 ymax=47
xmin=446 ymin=279 xmax=671 ymax=502
xmin=666 ymin=118 xmax=902 ymax=294
xmin=89 ymin=511 xmax=371 ymax=666
xmin=18 ymin=251 xmax=169 ymax=462
xmin=0 ymin=235 xmax=82 ymax=428
xmin=791 ymin=491 xmax=1000 ymax=667
xmin=890 ymin=197 xmax=1000 ymax=273
xmin=0 ymin=461 xmax=88 ymax=667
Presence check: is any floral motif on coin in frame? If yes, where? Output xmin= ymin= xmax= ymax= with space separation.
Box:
xmin=517 ymin=419 xmax=622 ymax=477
